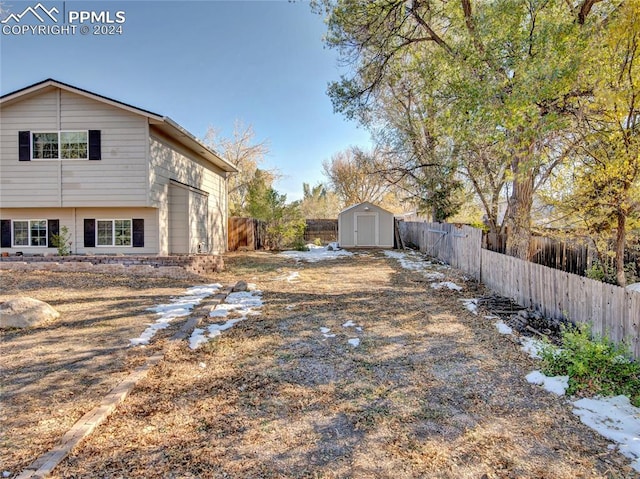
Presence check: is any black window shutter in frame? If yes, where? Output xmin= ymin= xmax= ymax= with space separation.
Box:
xmin=84 ymin=219 xmax=96 ymax=247
xmin=1 ymin=220 xmax=11 ymax=247
xmin=47 ymin=219 xmax=59 ymax=248
xmin=19 ymin=131 xmax=31 ymax=161
xmin=132 ymin=219 xmax=144 ymax=247
xmin=88 ymin=130 xmax=101 ymax=160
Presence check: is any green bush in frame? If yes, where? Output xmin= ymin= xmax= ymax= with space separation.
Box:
xmin=540 ymin=323 xmax=640 ymax=406
xmin=51 ymin=226 xmax=72 ymax=256
xmin=291 ymin=237 xmax=310 ymax=251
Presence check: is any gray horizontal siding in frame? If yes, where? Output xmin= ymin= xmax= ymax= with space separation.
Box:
xmin=1 ymin=88 xmax=148 ymax=208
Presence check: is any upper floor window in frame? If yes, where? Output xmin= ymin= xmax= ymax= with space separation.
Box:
xmin=19 ymin=130 xmax=101 ymax=161
xmin=32 ymin=131 xmax=88 ymax=160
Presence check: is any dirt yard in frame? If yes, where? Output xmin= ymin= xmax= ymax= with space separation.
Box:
xmin=1 ymin=251 xmax=637 ymax=478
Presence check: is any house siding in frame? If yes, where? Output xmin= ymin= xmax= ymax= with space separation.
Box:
xmin=0 ymin=207 xmax=158 ymax=255
xmin=149 ymin=131 xmax=227 ymax=254
xmin=0 ymin=88 xmax=148 ymax=208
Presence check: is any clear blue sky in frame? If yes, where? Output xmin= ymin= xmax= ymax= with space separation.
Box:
xmin=0 ymin=0 xmax=372 ymax=201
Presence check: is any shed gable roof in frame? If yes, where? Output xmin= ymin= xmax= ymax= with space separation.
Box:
xmin=0 ymin=78 xmax=237 ymax=173
xmin=339 ymin=201 xmax=394 ymax=216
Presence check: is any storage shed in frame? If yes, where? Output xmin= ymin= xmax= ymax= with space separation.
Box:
xmin=338 ymin=202 xmax=394 ymax=248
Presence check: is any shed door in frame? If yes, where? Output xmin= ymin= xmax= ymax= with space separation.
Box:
xmin=355 ymin=214 xmax=376 ymax=246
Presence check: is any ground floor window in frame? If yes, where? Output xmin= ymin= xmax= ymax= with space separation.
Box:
xmin=12 ymin=220 xmax=47 ymax=246
xmin=97 ymin=219 xmax=131 ymax=246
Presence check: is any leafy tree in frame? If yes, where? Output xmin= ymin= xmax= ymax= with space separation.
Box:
xmin=299 ymin=182 xmax=341 ymax=219
xmin=203 ymin=121 xmax=272 ymax=216
xmin=246 ymin=169 xmax=306 ymax=250
xmin=322 ymin=146 xmax=390 ymax=206
xmin=560 ymin=0 xmax=640 ymax=285
xmin=316 ymin=0 xmax=611 ymax=259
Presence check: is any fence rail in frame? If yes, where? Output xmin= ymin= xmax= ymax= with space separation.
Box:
xmin=400 ymin=221 xmax=640 ymax=358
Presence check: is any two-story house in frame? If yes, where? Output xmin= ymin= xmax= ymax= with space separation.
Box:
xmin=0 ymin=79 xmax=237 ymax=256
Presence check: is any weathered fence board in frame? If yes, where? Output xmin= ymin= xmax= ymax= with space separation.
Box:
xmin=400 ymin=221 xmax=640 ymax=358
xmin=399 ymin=221 xmax=482 ymax=279
xmin=228 ymin=217 xmax=266 ymax=251
xmin=304 ymin=219 xmax=338 ymax=243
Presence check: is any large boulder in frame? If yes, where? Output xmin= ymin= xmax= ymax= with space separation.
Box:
xmin=0 ymin=297 xmax=60 ymax=328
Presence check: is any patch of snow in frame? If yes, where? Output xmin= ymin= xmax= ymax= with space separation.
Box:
xmin=484 ymin=315 xmax=499 ymax=320
xmin=320 ymin=327 xmax=331 ymax=334
xmin=573 ymin=396 xmax=640 ymax=472
xmin=356 ymin=326 xmax=363 ymax=332
xmin=285 ymin=304 xmax=296 ymax=311
xmin=342 ymin=320 xmax=356 ymax=327
xmin=3 ymin=472 xmax=11 ymax=478
xmin=280 ymin=244 xmax=353 ymax=263
xmin=526 ymin=370 xmax=569 ymax=395
xmin=130 ymin=284 xmax=222 ymax=346
xmin=348 ymin=338 xmax=360 ymax=347
xmin=460 ymin=298 xmax=478 ymax=315
xmin=276 ymin=271 xmax=300 ymax=282
xmin=189 ymin=328 xmax=208 ymax=350
xmin=431 ymin=281 xmax=463 ymax=291
xmin=495 ymin=320 xmax=513 ymax=335
xmin=199 ymin=362 xmax=207 ymax=368
xmin=189 ymin=290 xmax=264 ymax=350
xmin=520 ymin=337 xmax=545 ymax=359
xmin=383 ymin=250 xmax=433 ymax=273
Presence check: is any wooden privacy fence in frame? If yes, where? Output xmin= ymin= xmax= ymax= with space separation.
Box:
xmin=304 ymin=219 xmax=338 ymax=243
xmin=400 ymin=221 xmax=640 ymax=357
xmin=228 ymin=217 xmax=266 ymax=251
xmin=399 ymin=221 xmax=483 ymax=279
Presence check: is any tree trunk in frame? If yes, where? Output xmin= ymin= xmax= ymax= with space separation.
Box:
xmin=615 ymin=210 xmax=627 ymax=287
xmin=505 ymin=158 xmax=535 ymax=260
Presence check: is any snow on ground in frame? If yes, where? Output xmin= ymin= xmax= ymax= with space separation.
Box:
xmin=276 ymin=271 xmax=300 ymax=282
xmin=431 ymin=281 xmax=463 ymax=291
xmin=318 ymin=319 xmax=363 ymax=346
xmin=130 ymin=284 xmax=222 ymax=346
xmin=525 ymin=370 xmax=569 ymax=395
xmin=520 ymin=336 xmax=544 ymax=359
xmin=495 ymin=320 xmax=513 ymax=335
xmin=189 ymin=290 xmax=264 ymax=350
xmin=493 ymin=316 xmax=640 ymax=472
xmin=573 ymin=396 xmax=640 ymax=471
xmin=460 ymin=298 xmax=479 ymax=315
xmin=280 ymin=243 xmax=353 ymax=263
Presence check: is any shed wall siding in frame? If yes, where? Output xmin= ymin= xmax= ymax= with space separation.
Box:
xmin=0 ymin=89 xmax=148 ymax=208
xmin=338 ymin=203 xmax=394 ymax=248
xmin=149 ymin=132 xmax=227 ymax=254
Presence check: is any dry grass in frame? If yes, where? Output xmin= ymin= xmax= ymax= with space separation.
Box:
xmin=2 ymin=251 xmax=637 ymax=478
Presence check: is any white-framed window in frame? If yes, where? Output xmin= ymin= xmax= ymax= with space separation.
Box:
xmin=96 ymin=219 xmax=132 ymax=247
xmin=32 ymin=131 xmax=88 ymax=160
xmin=12 ymin=220 xmax=47 ymax=247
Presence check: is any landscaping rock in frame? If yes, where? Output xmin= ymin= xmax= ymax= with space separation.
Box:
xmin=232 ymin=280 xmax=248 ymax=292
xmin=0 ymin=297 xmax=60 ymax=328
